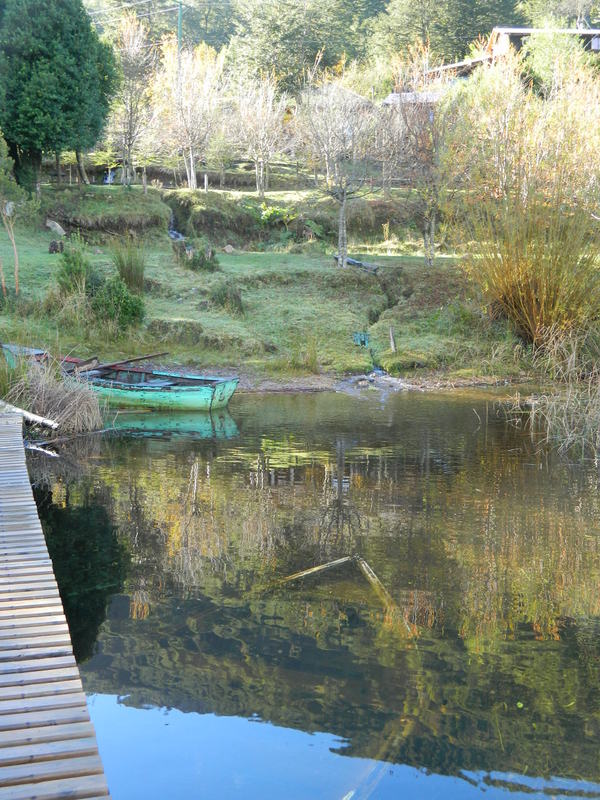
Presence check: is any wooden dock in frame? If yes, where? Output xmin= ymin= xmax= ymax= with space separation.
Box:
xmin=0 ymin=413 xmax=111 ymax=799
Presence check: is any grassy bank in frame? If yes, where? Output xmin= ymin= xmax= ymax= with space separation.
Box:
xmin=0 ymin=185 xmax=529 ymax=383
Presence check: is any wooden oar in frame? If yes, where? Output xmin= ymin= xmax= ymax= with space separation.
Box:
xmin=94 ymin=351 xmax=169 ymax=372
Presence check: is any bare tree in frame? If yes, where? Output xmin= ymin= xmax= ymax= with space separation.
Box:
xmin=234 ymin=76 xmax=287 ymax=198
xmin=389 ymin=47 xmax=454 ymax=267
xmin=296 ymin=81 xmax=376 ymax=268
xmin=110 ymin=13 xmax=154 ymax=187
xmin=153 ymin=39 xmax=224 ymax=190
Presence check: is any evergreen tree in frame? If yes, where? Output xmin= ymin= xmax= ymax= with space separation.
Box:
xmin=230 ymin=0 xmax=360 ymax=91
xmin=370 ymin=0 xmax=523 ymax=62
xmin=0 ymin=0 xmax=117 ymax=191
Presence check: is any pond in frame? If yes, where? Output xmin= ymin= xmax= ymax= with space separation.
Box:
xmin=31 ymin=390 xmax=600 ymax=800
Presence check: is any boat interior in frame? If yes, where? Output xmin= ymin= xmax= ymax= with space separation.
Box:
xmin=85 ymin=367 xmax=226 ymax=388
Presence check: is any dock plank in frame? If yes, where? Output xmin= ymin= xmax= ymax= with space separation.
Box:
xmin=0 ymin=413 xmax=110 ymax=798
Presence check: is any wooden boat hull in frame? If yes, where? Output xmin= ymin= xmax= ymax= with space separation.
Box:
xmin=77 ymin=373 xmax=239 ymax=411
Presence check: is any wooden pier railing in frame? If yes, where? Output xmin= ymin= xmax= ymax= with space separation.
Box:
xmin=0 ymin=413 xmax=110 ymax=799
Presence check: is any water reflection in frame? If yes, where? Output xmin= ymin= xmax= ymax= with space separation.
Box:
xmin=34 ymin=391 xmax=600 ymax=798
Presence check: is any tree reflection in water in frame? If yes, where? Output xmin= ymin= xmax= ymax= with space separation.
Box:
xmin=34 ymin=391 xmax=600 ymax=791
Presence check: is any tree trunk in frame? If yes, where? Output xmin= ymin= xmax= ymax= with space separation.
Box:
xmin=424 ymin=211 xmax=436 ymax=268
xmin=188 ymin=148 xmax=197 ymax=190
xmin=220 ymin=167 xmax=225 ymax=189
xmin=0 ymin=255 xmax=6 ymax=298
xmin=382 ymin=160 xmax=391 ymax=198
xmin=142 ymin=165 xmax=147 ymax=195
xmin=55 ymin=152 xmax=62 ymax=185
xmin=75 ymin=150 xmax=89 ymax=185
xmin=204 ymin=173 xmax=208 ymax=192
xmin=337 ymin=190 xmax=348 ymax=269
xmin=4 ymin=219 xmax=19 ymax=296
xmin=265 ymin=162 xmax=270 ymax=192
xmin=255 ymin=159 xmax=265 ymax=198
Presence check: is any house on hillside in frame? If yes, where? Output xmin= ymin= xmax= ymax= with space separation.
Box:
xmin=430 ymin=26 xmax=600 ymax=78
xmin=383 ymin=25 xmax=600 ymax=104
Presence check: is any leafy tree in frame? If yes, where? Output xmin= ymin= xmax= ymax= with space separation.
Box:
xmin=0 ymin=132 xmax=28 ymax=296
xmin=0 ymin=0 xmax=117 ymax=192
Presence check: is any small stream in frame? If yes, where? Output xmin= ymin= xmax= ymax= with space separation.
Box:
xmin=31 ymin=390 xmax=600 ymax=799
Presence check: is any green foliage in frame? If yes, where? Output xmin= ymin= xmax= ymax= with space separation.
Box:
xmin=92 ymin=274 xmax=145 ymax=328
xmin=210 ymin=280 xmax=244 ymax=315
xmin=111 ymin=239 xmax=145 ymax=292
xmin=522 ymin=29 xmax=592 ymax=95
xmin=369 ymin=0 xmax=524 ymax=61
xmin=57 ymin=234 xmax=94 ymax=295
xmin=0 ymin=0 xmax=117 ymax=189
xmin=303 ymin=219 xmax=325 ymax=240
xmin=259 ymin=202 xmax=297 ymax=229
xmin=229 ymin=0 xmax=363 ymax=90
xmin=0 ymin=134 xmax=24 ymax=207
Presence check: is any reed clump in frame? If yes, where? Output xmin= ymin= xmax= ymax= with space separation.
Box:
xmin=508 ymin=327 xmax=600 ymax=455
xmin=466 ymin=194 xmax=600 ymax=347
xmin=6 ymin=359 xmax=103 ymax=434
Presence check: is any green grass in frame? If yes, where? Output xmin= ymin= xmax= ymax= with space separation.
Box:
xmin=0 ymin=186 xmax=531 ymax=381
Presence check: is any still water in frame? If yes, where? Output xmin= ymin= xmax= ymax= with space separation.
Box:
xmin=31 ymin=391 xmax=600 ymax=799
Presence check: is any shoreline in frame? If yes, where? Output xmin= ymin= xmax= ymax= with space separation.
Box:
xmin=229 ymin=370 xmax=530 ymax=395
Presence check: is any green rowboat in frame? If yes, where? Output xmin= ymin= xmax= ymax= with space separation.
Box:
xmin=72 ymin=365 xmax=238 ymax=411
xmin=1 ymin=344 xmax=239 ymax=412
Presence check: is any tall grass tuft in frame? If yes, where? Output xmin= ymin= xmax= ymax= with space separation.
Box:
xmin=111 ymin=239 xmax=145 ymax=293
xmin=6 ymin=359 xmax=103 ymax=434
xmin=466 ymin=192 xmax=600 ymax=347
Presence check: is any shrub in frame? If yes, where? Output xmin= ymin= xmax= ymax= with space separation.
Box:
xmin=111 ymin=239 xmax=145 ymax=292
xmin=57 ymin=234 xmax=93 ymax=295
xmin=259 ymin=203 xmax=297 ymax=229
xmin=92 ymin=275 xmax=144 ymax=329
xmin=209 ymin=280 xmax=244 ymax=315
xmin=175 ymin=237 xmax=220 ymax=272
xmin=466 ymin=194 xmax=600 ymax=346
